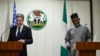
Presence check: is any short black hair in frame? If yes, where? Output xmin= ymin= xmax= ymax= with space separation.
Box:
xmin=70 ymin=13 xmax=79 ymax=19
xmin=16 ymin=13 xmax=24 ymax=21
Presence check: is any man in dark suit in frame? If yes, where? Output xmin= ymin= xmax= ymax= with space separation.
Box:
xmin=8 ymin=13 xmax=33 ymax=56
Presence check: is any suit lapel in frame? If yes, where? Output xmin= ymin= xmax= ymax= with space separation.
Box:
xmin=19 ymin=25 xmax=25 ymax=37
xmin=14 ymin=26 xmax=17 ymax=38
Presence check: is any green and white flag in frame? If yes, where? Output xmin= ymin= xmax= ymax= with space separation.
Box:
xmin=60 ymin=0 xmax=68 ymax=56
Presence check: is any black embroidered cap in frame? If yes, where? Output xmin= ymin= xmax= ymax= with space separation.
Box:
xmin=70 ymin=13 xmax=79 ymax=19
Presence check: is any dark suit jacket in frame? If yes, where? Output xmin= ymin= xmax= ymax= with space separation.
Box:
xmin=8 ymin=25 xmax=33 ymax=56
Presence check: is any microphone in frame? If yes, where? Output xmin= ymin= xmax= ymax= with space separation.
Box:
xmin=0 ymin=25 xmax=13 ymax=41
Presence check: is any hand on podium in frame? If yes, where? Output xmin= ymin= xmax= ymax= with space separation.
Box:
xmin=71 ymin=43 xmax=76 ymax=50
xmin=18 ymin=39 xmax=25 ymax=43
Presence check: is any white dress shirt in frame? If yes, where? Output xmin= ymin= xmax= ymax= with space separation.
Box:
xmin=16 ymin=25 xmax=24 ymax=37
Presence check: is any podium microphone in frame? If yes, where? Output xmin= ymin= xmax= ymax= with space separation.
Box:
xmin=0 ymin=25 xmax=13 ymax=41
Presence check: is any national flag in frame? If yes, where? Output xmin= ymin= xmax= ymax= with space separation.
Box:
xmin=4 ymin=0 xmax=10 ymax=41
xmin=60 ymin=0 xmax=68 ymax=56
xmin=12 ymin=1 xmax=17 ymax=26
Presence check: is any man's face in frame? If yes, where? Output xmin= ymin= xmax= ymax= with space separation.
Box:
xmin=71 ymin=18 xmax=80 ymax=27
xmin=16 ymin=17 xmax=23 ymax=27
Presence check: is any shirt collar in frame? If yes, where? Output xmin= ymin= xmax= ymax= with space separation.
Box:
xmin=17 ymin=25 xmax=24 ymax=31
xmin=17 ymin=25 xmax=24 ymax=28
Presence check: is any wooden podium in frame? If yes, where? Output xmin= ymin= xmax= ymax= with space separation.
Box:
xmin=76 ymin=42 xmax=100 ymax=56
xmin=0 ymin=41 xmax=23 ymax=56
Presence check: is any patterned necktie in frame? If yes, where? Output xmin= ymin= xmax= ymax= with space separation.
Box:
xmin=16 ymin=27 xmax=20 ymax=38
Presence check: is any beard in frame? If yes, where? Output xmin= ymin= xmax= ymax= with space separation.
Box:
xmin=74 ymin=23 xmax=80 ymax=27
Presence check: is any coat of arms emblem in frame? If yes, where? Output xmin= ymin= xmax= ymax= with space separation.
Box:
xmin=27 ymin=10 xmax=47 ymax=30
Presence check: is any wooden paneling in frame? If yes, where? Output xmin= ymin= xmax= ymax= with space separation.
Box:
xmin=76 ymin=42 xmax=100 ymax=56
xmin=78 ymin=50 xmax=96 ymax=56
xmin=76 ymin=42 xmax=100 ymax=50
xmin=0 ymin=41 xmax=23 ymax=56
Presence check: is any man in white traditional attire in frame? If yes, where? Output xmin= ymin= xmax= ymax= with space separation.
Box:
xmin=65 ymin=13 xmax=93 ymax=56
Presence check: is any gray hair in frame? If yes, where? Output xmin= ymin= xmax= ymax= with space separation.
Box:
xmin=16 ymin=13 xmax=24 ymax=21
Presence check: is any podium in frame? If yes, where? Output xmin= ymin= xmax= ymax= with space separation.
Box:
xmin=76 ymin=42 xmax=100 ymax=56
xmin=0 ymin=41 xmax=23 ymax=56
